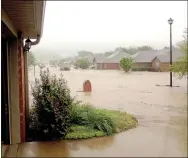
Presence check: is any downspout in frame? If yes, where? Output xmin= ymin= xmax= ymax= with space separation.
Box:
xmin=30 ymin=35 xmax=41 ymax=46
xmin=24 ymin=35 xmax=41 ymax=141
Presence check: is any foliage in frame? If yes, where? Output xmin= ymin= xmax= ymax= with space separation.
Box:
xmin=28 ymin=52 xmax=36 ymax=67
xmin=70 ymin=101 xmax=116 ymax=135
xmin=114 ymin=47 xmax=128 ymax=53
xmin=112 ymin=45 xmax=154 ymax=56
xmin=66 ymin=101 xmax=138 ymax=139
xmin=49 ymin=60 xmax=58 ymax=66
xmin=127 ymin=47 xmax=138 ymax=55
xmin=120 ymin=57 xmax=133 ymax=72
xmin=29 ymin=69 xmax=73 ymax=140
xmin=171 ymin=29 xmax=188 ymax=78
xmin=104 ymin=51 xmax=114 ymax=57
xmin=65 ymin=125 xmax=105 ymax=139
xmin=75 ymin=58 xmax=90 ymax=69
xmin=137 ymin=45 xmax=153 ymax=51
xmin=60 ymin=67 xmax=70 ymax=71
xmin=78 ymin=51 xmax=93 ymax=57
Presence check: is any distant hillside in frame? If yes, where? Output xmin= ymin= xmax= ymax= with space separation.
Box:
xmin=32 ymin=52 xmax=63 ymax=64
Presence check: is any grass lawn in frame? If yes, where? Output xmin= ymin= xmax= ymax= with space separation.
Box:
xmin=65 ymin=105 xmax=138 ymax=140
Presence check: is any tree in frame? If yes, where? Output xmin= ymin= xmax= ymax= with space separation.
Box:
xmin=127 ymin=47 xmax=138 ymax=55
xmin=75 ymin=59 xmax=90 ymax=69
xmin=114 ymin=47 xmax=128 ymax=53
xmin=104 ymin=51 xmax=114 ymax=57
xmin=137 ymin=45 xmax=153 ymax=51
xmin=49 ymin=60 xmax=58 ymax=66
xmin=28 ymin=52 xmax=36 ymax=67
xmin=78 ymin=51 xmax=93 ymax=57
xmin=120 ymin=57 xmax=133 ymax=72
xmin=171 ymin=29 xmax=188 ymax=78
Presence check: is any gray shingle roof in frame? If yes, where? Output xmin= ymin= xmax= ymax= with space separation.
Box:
xmin=132 ymin=48 xmax=184 ymax=63
xmin=101 ymin=51 xmax=130 ymax=63
xmin=94 ymin=54 xmax=106 ymax=62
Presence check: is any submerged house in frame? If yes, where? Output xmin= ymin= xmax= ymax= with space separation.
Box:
xmin=76 ymin=53 xmax=106 ymax=69
xmin=97 ymin=50 xmax=130 ymax=70
xmin=132 ymin=48 xmax=184 ymax=71
xmin=1 ymin=0 xmax=46 ymax=145
xmin=92 ymin=53 xmax=106 ymax=69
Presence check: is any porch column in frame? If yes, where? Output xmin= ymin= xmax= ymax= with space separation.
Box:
xmin=18 ymin=33 xmax=26 ymax=143
xmin=23 ymin=51 xmax=30 ymax=138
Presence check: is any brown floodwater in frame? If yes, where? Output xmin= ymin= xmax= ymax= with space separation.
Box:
xmin=24 ymin=67 xmax=187 ymax=157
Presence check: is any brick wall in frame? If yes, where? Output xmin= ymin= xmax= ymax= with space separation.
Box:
xmin=160 ymin=62 xmax=170 ymax=71
xmin=132 ymin=61 xmax=170 ymax=72
xmin=103 ymin=63 xmax=120 ymax=70
xmin=132 ymin=62 xmax=152 ymax=69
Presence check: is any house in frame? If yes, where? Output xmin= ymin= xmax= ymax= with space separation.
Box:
xmin=92 ymin=53 xmax=106 ymax=69
xmin=97 ymin=50 xmax=130 ymax=70
xmin=2 ymin=0 xmax=45 ymax=145
xmin=75 ymin=53 xmax=106 ymax=69
xmin=132 ymin=48 xmax=184 ymax=71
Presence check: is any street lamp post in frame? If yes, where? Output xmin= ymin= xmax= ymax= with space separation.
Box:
xmin=168 ymin=18 xmax=174 ymax=87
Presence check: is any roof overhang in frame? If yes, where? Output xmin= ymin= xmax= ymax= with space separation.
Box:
xmin=2 ymin=0 xmax=46 ymax=39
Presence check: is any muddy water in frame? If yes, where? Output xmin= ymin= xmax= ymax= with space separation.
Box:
xmin=23 ymin=67 xmax=187 ymax=157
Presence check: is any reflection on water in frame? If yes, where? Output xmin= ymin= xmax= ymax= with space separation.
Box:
xmin=26 ymin=67 xmax=187 ymax=157
xmin=84 ymin=92 xmax=92 ymax=97
xmin=69 ymin=135 xmax=114 ymax=151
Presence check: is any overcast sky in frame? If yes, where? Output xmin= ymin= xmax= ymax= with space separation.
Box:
xmin=32 ymin=1 xmax=187 ymax=57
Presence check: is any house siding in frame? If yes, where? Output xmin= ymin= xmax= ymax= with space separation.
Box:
xmin=132 ymin=62 xmax=152 ymax=69
xmin=97 ymin=62 xmax=171 ymax=72
xmin=132 ymin=62 xmax=170 ymax=72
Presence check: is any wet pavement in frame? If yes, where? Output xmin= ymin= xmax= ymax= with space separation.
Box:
xmin=23 ymin=67 xmax=187 ymax=157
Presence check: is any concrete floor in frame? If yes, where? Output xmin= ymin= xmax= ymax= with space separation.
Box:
xmin=11 ymin=68 xmax=187 ymax=157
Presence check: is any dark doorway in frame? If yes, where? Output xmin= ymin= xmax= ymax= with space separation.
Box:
xmin=1 ymin=36 xmax=10 ymax=144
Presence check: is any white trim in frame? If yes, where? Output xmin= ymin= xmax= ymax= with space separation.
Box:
xmin=33 ymin=1 xmax=46 ymax=37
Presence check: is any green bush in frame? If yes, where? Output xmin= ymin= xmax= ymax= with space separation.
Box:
xmin=74 ymin=59 xmax=90 ymax=69
xmin=120 ymin=57 xmax=133 ymax=72
xmin=29 ymin=69 xmax=73 ymax=140
xmin=60 ymin=67 xmax=70 ymax=71
xmin=70 ymin=101 xmax=116 ymax=135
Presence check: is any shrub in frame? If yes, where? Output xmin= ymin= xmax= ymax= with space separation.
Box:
xmin=171 ymin=30 xmax=188 ymax=79
xmin=70 ymin=101 xmax=116 ymax=135
xmin=120 ymin=57 xmax=133 ymax=72
xmin=60 ymin=67 xmax=70 ymax=71
xmin=29 ymin=69 xmax=73 ymax=140
xmin=63 ymin=67 xmax=70 ymax=71
xmin=74 ymin=59 xmax=90 ymax=69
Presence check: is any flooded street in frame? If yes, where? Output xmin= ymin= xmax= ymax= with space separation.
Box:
xmin=22 ymin=67 xmax=187 ymax=157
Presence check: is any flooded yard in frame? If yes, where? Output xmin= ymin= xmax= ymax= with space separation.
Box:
xmin=23 ymin=67 xmax=187 ymax=157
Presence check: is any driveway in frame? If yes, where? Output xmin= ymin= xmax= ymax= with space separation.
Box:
xmin=18 ymin=67 xmax=187 ymax=157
